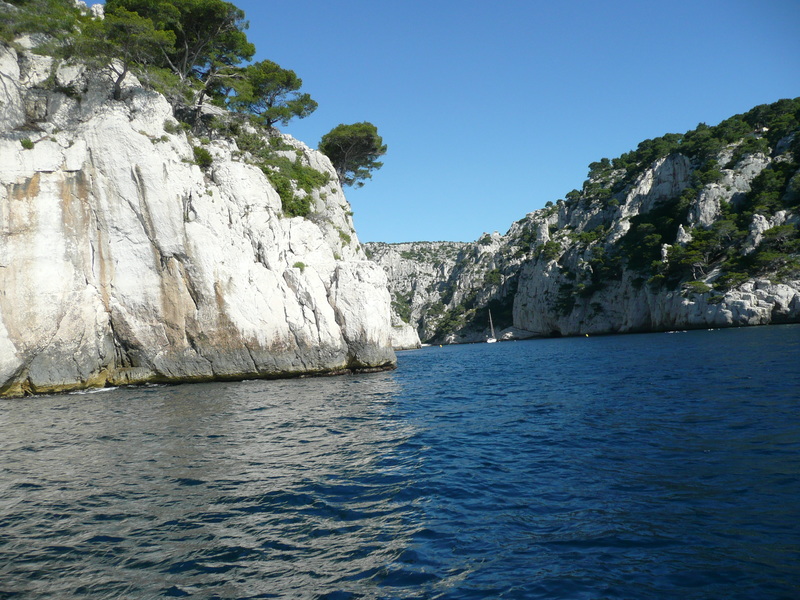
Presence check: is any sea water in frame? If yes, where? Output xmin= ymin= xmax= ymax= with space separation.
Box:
xmin=1 ymin=325 xmax=799 ymax=599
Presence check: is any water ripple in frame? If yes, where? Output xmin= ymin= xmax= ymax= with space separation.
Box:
xmin=1 ymin=325 xmax=799 ymax=598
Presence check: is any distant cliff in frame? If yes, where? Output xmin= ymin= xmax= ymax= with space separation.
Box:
xmin=365 ymin=241 xmax=474 ymax=345
xmin=369 ymin=99 xmax=800 ymax=343
xmin=0 ymin=41 xmax=395 ymax=397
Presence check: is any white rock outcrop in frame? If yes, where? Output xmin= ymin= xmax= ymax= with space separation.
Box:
xmin=388 ymin=323 xmax=421 ymax=351
xmin=0 ymin=43 xmax=394 ymax=397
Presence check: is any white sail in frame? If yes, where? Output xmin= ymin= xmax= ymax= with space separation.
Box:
xmin=487 ymin=310 xmax=497 ymax=343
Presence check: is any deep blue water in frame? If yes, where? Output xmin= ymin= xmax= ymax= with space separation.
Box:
xmin=2 ymin=325 xmax=800 ymax=599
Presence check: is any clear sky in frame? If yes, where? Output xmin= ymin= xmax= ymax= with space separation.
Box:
xmin=97 ymin=0 xmax=800 ymax=243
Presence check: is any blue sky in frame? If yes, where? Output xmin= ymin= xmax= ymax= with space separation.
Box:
xmin=97 ymin=0 xmax=799 ymax=243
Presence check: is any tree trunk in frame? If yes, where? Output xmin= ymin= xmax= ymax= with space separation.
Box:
xmin=113 ymin=64 xmax=129 ymax=101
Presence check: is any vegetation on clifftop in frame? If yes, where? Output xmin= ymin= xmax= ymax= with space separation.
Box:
xmin=524 ymin=98 xmax=800 ymax=322
xmin=1 ymin=0 xmax=385 ymax=217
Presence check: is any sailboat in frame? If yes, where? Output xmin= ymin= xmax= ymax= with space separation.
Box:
xmin=487 ymin=309 xmax=497 ymax=344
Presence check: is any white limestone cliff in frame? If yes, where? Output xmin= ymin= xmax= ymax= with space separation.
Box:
xmin=0 ymin=43 xmax=394 ymax=397
xmin=510 ymin=151 xmax=800 ymax=336
xmin=369 ymin=124 xmax=800 ymax=343
xmin=388 ymin=322 xmax=421 ymax=351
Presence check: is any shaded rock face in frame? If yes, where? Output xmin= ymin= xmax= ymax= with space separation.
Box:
xmin=370 ymin=132 xmax=800 ymax=343
xmin=0 ymin=44 xmax=394 ymax=397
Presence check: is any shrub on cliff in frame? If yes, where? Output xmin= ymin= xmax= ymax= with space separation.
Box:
xmin=0 ymin=0 xmax=81 ymax=44
xmin=539 ymin=240 xmax=562 ymax=261
xmin=192 ymin=146 xmax=213 ymax=168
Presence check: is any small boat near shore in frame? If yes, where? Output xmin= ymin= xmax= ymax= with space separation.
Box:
xmin=487 ymin=310 xmax=497 ymax=343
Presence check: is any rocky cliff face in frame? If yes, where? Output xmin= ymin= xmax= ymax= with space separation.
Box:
xmin=364 ymin=241 xmax=468 ymax=345
xmin=367 ymin=237 xmax=528 ymax=344
xmin=370 ymin=102 xmax=800 ymax=343
xmin=0 ymin=42 xmax=395 ymax=397
xmin=509 ymin=153 xmax=800 ymax=336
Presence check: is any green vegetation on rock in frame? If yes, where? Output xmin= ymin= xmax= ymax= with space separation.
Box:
xmin=232 ymin=130 xmax=329 ymax=218
xmin=77 ymin=5 xmax=176 ymax=100
xmin=569 ymin=99 xmax=800 ymax=293
xmin=392 ymin=292 xmax=412 ymax=324
xmin=0 ymin=0 xmax=81 ymax=44
xmin=192 ymin=145 xmax=213 ymax=168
